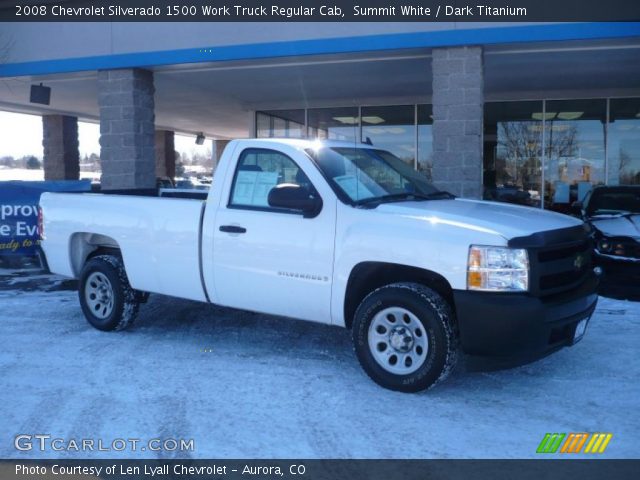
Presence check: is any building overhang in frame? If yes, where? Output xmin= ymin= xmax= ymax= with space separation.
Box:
xmin=1 ymin=22 xmax=639 ymax=77
xmin=0 ymin=23 xmax=639 ymax=138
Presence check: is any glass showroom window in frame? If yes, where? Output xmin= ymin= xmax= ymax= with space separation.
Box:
xmin=483 ymin=101 xmax=543 ymax=207
xmin=307 ymin=107 xmax=359 ymax=142
xmin=256 ymin=112 xmax=271 ymax=138
xmin=544 ymin=99 xmax=606 ymax=212
xmin=361 ymin=105 xmax=416 ymax=168
xmin=256 ymin=110 xmax=305 ymax=138
xmin=417 ymin=104 xmax=433 ymax=180
xmin=608 ymin=98 xmax=640 ymax=185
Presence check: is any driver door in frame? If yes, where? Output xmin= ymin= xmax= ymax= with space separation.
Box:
xmin=212 ymin=147 xmax=336 ymax=324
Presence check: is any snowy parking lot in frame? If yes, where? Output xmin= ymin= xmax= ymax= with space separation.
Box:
xmin=1 ymin=271 xmax=639 ymax=459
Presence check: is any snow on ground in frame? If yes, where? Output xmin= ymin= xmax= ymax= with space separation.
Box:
xmin=0 ymin=274 xmax=638 ymax=459
xmin=0 ymin=168 xmax=98 ymax=182
xmin=0 ymin=168 xmax=44 ymax=181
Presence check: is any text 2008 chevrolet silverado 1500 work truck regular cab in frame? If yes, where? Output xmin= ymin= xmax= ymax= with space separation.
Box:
xmin=40 ymin=139 xmax=599 ymax=392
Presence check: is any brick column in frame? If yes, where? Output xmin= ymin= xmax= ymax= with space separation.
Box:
xmin=98 ymin=68 xmax=156 ymax=190
xmin=155 ymin=130 xmax=176 ymax=179
xmin=42 ymin=115 xmax=80 ymax=180
xmin=431 ymin=47 xmax=484 ymax=199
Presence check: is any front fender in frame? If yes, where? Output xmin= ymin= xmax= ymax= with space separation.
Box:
xmin=330 ymin=204 xmax=507 ymax=327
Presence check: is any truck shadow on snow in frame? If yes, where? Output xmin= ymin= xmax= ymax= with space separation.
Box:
xmin=2 ymin=271 xmax=580 ymax=394
xmin=136 ymin=293 xmax=357 ymax=362
xmin=128 ymin=293 xmax=565 ymax=391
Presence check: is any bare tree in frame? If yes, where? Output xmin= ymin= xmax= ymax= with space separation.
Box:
xmin=545 ymin=121 xmax=578 ymax=159
xmin=617 ymin=150 xmax=640 ymax=185
xmin=495 ymin=121 xmax=578 ymax=188
xmin=497 ymin=121 xmax=578 ymax=162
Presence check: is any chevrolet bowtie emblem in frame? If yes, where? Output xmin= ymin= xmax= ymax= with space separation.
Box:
xmin=574 ymin=254 xmax=585 ymax=269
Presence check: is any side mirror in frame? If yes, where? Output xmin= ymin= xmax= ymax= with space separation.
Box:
xmin=268 ymin=184 xmax=322 ymax=218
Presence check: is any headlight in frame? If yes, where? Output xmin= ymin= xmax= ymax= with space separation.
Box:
xmin=467 ymin=245 xmax=529 ymax=292
xmin=597 ymin=238 xmax=612 ymax=253
xmin=596 ymin=237 xmax=631 ymax=256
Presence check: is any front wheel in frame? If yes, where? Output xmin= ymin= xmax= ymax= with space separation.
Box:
xmin=79 ymin=254 xmax=139 ymax=331
xmin=352 ymin=283 xmax=458 ymax=392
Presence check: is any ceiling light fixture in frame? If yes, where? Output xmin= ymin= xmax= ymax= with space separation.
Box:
xmin=531 ymin=112 xmax=557 ymax=121
xmin=332 ymin=116 xmax=358 ymax=125
xmin=557 ymin=112 xmax=584 ymax=120
xmin=361 ymin=116 xmax=385 ymax=124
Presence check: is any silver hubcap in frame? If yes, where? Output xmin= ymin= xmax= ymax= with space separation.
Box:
xmin=368 ymin=307 xmax=429 ymax=375
xmin=85 ymin=272 xmax=114 ymax=319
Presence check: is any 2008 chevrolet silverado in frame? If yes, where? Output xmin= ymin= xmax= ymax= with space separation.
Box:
xmin=40 ymin=139 xmax=599 ymax=392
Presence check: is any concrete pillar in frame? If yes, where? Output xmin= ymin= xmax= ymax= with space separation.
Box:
xmin=212 ymin=139 xmax=231 ymax=173
xmin=42 ymin=115 xmax=80 ymax=180
xmin=431 ymin=46 xmax=484 ymax=199
xmin=155 ymin=130 xmax=175 ymax=179
xmin=98 ymin=68 xmax=156 ymax=190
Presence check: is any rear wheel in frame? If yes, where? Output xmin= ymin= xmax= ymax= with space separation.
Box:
xmin=352 ymin=282 xmax=458 ymax=392
xmin=79 ymin=255 xmax=139 ymax=331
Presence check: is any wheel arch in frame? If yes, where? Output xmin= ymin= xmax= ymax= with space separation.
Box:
xmin=344 ymin=261 xmax=455 ymax=330
xmin=69 ymin=232 xmax=122 ymax=277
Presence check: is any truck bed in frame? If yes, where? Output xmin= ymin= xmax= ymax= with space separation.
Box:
xmin=40 ymin=192 xmax=208 ymax=302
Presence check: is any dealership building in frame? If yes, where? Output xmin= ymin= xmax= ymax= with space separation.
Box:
xmin=1 ymin=21 xmax=639 ymax=208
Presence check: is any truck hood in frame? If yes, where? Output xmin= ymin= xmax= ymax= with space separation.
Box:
xmin=589 ymin=214 xmax=640 ymax=241
xmin=376 ymin=198 xmax=583 ymax=241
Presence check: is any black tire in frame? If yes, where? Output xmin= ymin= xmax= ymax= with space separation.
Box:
xmin=352 ymin=282 xmax=458 ymax=393
xmin=78 ymin=254 xmax=139 ymax=331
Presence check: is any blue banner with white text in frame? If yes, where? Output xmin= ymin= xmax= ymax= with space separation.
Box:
xmin=0 ymin=180 xmax=91 ymax=256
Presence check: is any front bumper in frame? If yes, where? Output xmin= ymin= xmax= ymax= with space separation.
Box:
xmin=593 ymin=253 xmax=640 ymax=300
xmin=593 ymin=252 xmax=640 ymax=281
xmin=453 ymin=272 xmax=598 ymax=368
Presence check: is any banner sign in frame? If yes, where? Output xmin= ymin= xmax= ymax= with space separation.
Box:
xmin=0 ymin=181 xmax=91 ymax=256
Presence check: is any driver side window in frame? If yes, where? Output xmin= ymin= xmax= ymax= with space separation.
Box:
xmin=229 ymin=148 xmax=313 ymax=209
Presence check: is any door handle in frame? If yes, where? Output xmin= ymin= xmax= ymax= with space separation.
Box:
xmin=219 ymin=225 xmax=247 ymax=234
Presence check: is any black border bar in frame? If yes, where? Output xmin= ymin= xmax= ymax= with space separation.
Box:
xmin=1 ymin=459 xmax=639 ymax=480
xmin=2 ymin=0 xmax=640 ymax=22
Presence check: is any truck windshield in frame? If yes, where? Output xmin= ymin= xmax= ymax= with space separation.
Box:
xmin=306 ymin=146 xmax=453 ymax=206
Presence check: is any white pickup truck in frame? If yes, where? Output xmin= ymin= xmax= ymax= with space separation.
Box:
xmin=40 ymin=138 xmax=598 ymax=392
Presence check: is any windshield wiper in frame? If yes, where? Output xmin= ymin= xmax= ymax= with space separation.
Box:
xmin=422 ymin=190 xmax=456 ymax=200
xmin=355 ymin=191 xmax=455 ymax=208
